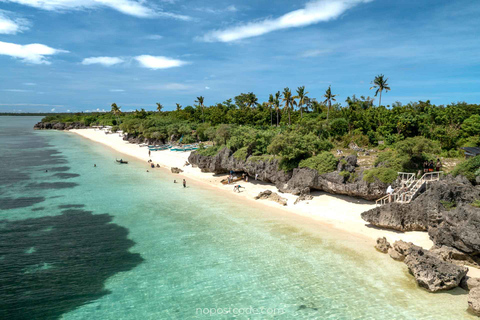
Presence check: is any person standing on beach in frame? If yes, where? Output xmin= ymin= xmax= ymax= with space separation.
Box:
xmin=149 ymin=150 xmax=151 ymax=157
xmin=183 ymin=179 xmax=186 ymax=188
xmin=386 ymin=185 xmax=394 ymax=203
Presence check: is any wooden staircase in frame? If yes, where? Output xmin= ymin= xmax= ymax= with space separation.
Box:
xmin=376 ymin=171 xmax=442 ymax=206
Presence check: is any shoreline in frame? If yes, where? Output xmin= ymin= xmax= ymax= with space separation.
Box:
xmin=68 ymin=129 xmax=436 ymax=248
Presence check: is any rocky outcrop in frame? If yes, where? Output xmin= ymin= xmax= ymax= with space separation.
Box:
xmin=375 ymin=237 xmax=391 ymax=253
xmin=34 ymin=122 xmax=87 ymax=130
xmin=294 ymin=187 xmax=313 ymax=205
xmin=171 ymin=167 xmax=183 ymax=174
xmin=362 ymin=175 xmax=480 ymax=233
xmin=430 ymin=245 xmax=480 ymax=268
xmin=469 ymin=287 xmax=480 ymax=316
xmin=388 ymin=240 xmax=414 ymax=261
xmin=404 ymin=245 xmax=468 ymax=292
xmin=254 ymin=190 xmax=288 ymax=206
xmin=461 ymin=276 xmax=480 ymax=291
xmin=188 ymin=148 xmax=388 ymax=200
xmin=361 ymin=202 xmax=429 ymax=231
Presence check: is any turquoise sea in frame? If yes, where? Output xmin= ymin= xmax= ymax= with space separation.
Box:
xmin=0 ymin=116 xmax=474 ymax=319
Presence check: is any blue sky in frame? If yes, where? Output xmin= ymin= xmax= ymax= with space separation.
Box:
xmin=0 ymin=0 xmax=479 ymax=112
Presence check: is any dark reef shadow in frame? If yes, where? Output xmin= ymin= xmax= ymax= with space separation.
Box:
xmin=0 ymin=197 xmax=46 ymax=210
xmin=27 ymin=182 xmax=78 ymax=190
xmin=0 ymin=209 xmax=144 ymax=320
xmin=58 ymin=204 xmax=84 ymax=209
xmin=53 ymin=173 xmax=80 ymax=179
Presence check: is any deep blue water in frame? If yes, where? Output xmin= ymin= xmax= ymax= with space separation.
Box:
xmin=0 ymin=117 xmax=474 ymax=319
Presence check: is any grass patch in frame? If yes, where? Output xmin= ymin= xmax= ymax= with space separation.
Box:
xmin=471 ymin=200 xmax=480 ymax=208
xmin=440 ymin=200 xmax=457 ymax=211
xmin=248 ymin=154 xmax=281 ymax=163
xmin=363 ymin=167 xmax=397 ymax=184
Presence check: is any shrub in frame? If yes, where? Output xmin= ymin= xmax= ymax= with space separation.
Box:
xmin=440 ymin=200 xmax=456 ymax=211
xmin=233 ymin=147 xmax=249 ymax=161
xmin=197 ymin=145 xmax=225 ymax=157
xmin=363 ymin=167 xmax=397 ymax=184
xmin=451 ymin=155 xmax=480 ymax=183
xmin=471 ymin=200 xmax=480 ymax=208
xmin=299 ymin=152 xmax=338 ymax=175
xmin=248 ymin=155 xmax=280 ymax=163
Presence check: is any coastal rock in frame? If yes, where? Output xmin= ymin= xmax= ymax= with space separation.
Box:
xmin=404 ymin=245 xmax=468 ymax=292
xmin=430 ymin=245 xmax=480 ymax=268
xmin=294 ymin=188 xmax=313 ymax=205
xmin=468 ymin=287 xmax=480 ymax=316
xmin=254 ymin=190 xmax=288 ymax=206
xmin=171 ymin=167 xmax=183 ymax=174
xmin=361 ymin=202 xmax=429 ymax=232
xmin=337 ymin=154 xmax=357 ymax=173
xmin=34 ymin=121 xmax=87 ymax=130
xmin=461 ymin=276 xmax=480 ymax=291
xmin=375 ymin=237 xmax=391 ymax=253
xmin=388 ymin=240 xmax=414 ymax=261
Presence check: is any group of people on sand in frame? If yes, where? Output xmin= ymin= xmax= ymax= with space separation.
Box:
xmin=147 ymin=159 xmax=160 ymax=170
xmin=423 ymin=159 xmax=442 ymax=173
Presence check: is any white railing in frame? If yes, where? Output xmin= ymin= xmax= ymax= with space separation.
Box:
xmin=376 ymin=171 xmax=443 ymax=206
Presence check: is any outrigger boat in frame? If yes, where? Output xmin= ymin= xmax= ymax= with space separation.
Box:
xmin=116 ymin=159 xmax=128 ymax=164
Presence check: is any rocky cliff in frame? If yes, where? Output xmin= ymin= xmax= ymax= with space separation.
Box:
xmin=34 ymin=122 xmax=87 ymax=130
xmin=188 ymin=148 xmax=388 ymax=200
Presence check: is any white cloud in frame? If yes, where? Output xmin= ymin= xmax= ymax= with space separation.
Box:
xmin=0 ymin=10 xmax=30 ymax=34
xmin=194 ymin=5 xmax=238 ymax=14
xmin=0 ymin=40 xmax=67 ymax=64
xmin=201 ymin=0 xmax=372 ymax=42
xmin=82 ymin=56 xmax=124 ymax=66
xmin=145 ymin=34 xmax=163 ymax=40
xmin=3 ymin=89 xmax=29 ymax=92
xmin=2 ymin=0 xmax=191 ymax=19
xmin=300 ymin=49 xmax=331 ymax=57
xmin=23 ymin=82 xmax=36 ymax=85
xmin=205 ymin=86 xmax=210 ymax=90
xmin=135 ymin=55 xmax=188 ymax=69
xmin=146 ymin=83 xmax=191 ymax=90
xmin=109 ymin=89 xmax=125 ymax=92
xmin=51 ymin=108 xmax=55 ymax=111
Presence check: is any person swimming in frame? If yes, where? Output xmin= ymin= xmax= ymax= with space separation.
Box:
xmin=94 ymin=164 xmax=96 ymax=167
xmin=183 ymin=179 xmax=186 ymax=188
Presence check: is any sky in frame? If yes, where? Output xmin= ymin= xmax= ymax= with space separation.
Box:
xmin=0 ymin=0 xmax=479 ymax=112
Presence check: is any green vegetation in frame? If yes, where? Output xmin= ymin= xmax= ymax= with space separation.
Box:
xmin=363 ymin=168 xmax=398 ymax=184
xmin=440 ymin=200 xmax=457 ymax=211
xmin=299 ymin=152 xmax=338 ymax=175
xmin=471 ymin=200 xmax=480 ymax=208
xmin=451 ymin=155 xmax=480 ymax=183
xmin=39 ymin=80 xmax=480 ymax=179
xmin=197 ymin=145 xmax=224 ymax=157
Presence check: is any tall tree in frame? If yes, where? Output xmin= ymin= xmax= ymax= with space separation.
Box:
xmin=246 ymin=92 xmax=258 ymax=109
xmin=370 ymin=74 xmax=390 ymax=107
xmin=195 ymin=96 xmax=205 ymax=122
xmin=176 ymin=103 xmax=182 ymax=111
xmin=111 ymin=103 xmax=121 ymax=124
xmin=323 ymin=86 xmax=336 ymax=121
xmin=274 ymin=91 xmax=281 ymax=126
xmin=282 ymin=87 xmax=294 ymax=125
xmin=294 ymin=86 xmax=309 ymax=119
xmin=267 ymin=94 xmax=274 ymax=126
xmin=156 ymin=103 xmax=163 ymax=113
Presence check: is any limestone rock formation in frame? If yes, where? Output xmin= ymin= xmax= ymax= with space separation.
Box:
xmin=171 ymin=167 xmax=183 ymax=174
xmin=430 ymin=245 xmax=480 ymax=268
xmin=361 ymin=203 xmax=429 ymax=232
xmin=461 ymin=276 xmax=480 ymax=291
xmin=375 ymin=237 xmax=391 ymax=253
xmin=404 ymin=245 xmax=468 ymax=292
xmin=388 ymin=240 xmax=414 ymax=261
xmin=468 ymin=287 xmax=480 ymax=316
xmin=34 ymin=122 xmax=87 ymax=130
xmin=254 ymin=190 xmax=288 ymax=206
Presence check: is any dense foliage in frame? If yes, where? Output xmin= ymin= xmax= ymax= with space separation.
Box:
xmin=451 ymin=155 xmax=480 ymax=183
xmin=40 ymin=87 xmax=480 ymax=178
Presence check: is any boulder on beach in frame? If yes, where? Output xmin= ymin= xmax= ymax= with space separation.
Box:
xmin=468 ymin=287 xmax=480 ymax=316
xmin=388 ymin=240 xmax=414 ymax=261
xmin=375 ymin=237 xmax=391 ymax=253
xmin=171 ymin=167 xmax=183 ymax=174
xmin=404 ymin=245 xmax=468 ymax=292
xmin=254 ymin=190 xmax=288 ymax=206
xmin=461 ymin=276 xmax=480 ymax=291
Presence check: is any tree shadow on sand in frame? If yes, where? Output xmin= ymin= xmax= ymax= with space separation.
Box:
xmin=0 ymin=209 xmax=144 ymax=320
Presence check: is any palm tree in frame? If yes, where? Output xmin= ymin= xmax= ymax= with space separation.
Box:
xmin=274 ymin=91 xmax=281 ymax=126
xmin=176 ymin=103 xmax=182 ymax=111
xmin=156 ymin=103 xmax=163 ymax=113
xmin=246 ymin=92 xmax=258 ymax=109
xmin=282 ymin=87 xmax=294 ymax=125
xmin=111 ymin=103 xmax=121 ymax=124
xmin=323 ymin=86 xmax=336 ymax=121
xmin=267 ymin=94 xmax=274 ymax=126
xmin=294 ymin=86 xmax=309 ymax=118
xmin=310 ymin=99 xmax=322 ymax=114
xmin=195 ymin=96 xmax=205 ymax=122
xmin=370 ymin=74 xmax=390 ymax=107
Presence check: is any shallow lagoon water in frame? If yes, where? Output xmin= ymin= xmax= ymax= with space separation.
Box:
xmin=0 ymin=117 xmax=474 ymax=319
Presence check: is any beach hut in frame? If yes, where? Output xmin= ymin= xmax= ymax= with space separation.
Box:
xmin=461 ymin=147 xmax=480 ymax=159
